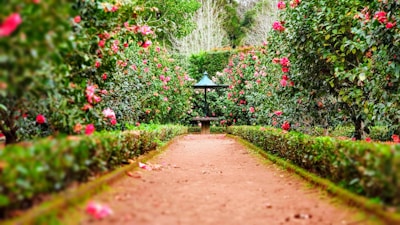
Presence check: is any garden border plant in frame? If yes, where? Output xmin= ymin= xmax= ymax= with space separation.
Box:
xmin=0 ymin=124 xmax=187 ymax=220
xmin=230 ymin=134 xmax=400 ymax=224
xmin=227 ymin=126 xmax=400 ymax=208
xmin=0 ymin=131 xmax=185 ymax=225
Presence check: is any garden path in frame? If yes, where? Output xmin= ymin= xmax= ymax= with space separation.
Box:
xmin=75 ymin=134 xmax=380 ymax=225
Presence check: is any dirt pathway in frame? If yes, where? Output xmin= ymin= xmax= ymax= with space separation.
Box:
xmin=73 ymin=134 xmax=380 ymax=225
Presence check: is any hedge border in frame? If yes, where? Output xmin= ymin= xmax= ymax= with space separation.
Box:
xmin=1 ymin=135 xmax=185 ymax=225
xmin=230 ymin=135 xmax=400 ymax=225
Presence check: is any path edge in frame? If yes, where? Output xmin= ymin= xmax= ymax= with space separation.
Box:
xmin=1 ymin=134 xmax=186 ymax=225
xmin=229 ymin=134 xmax=400 ymax=225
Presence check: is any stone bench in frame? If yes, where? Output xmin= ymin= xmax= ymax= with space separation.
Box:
xmin=191 ymin=117 xmax=220 ymax=134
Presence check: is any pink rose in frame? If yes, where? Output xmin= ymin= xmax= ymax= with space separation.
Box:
xmin=142 ymin=40 xmax=152 ymax=48
xmin=277 ymin=1 xmax=286 ymax=9
xmin=0 ymin=13 xmax=22 ymax=37
xmin=98 ymin=40 xmax=105 ymax=48
xmin=280 ymin=79 xmax=288 ymax=87
xmin=85 ymin=201 xmax=112 ymax=219
xmin=74 ymin=16 xmax=81 ymax=23
xmin=273 ymin=21 xmax=285 ymax=32
xmin=85 ymin=124 xmax=95 ymax=135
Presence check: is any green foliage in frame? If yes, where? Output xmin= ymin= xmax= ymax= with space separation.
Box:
xmin=0 ymin=124 xmax=187 ymax=217
xmin=188 ymin=50 xmax=232 ymax=80
xmin=228 ymin=125 xmax=400 ymax=206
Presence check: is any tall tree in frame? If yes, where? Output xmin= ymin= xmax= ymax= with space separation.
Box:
xmin=170 ymin=0 xmax=229 ymax=55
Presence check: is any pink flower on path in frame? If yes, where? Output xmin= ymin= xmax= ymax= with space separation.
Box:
xmin=249 ymin=107 xmax=255 ymax=113
xmin=0 ymin=13 xmax=22 ymax=37
xmin=85 ymin=201 xmax=113 ymax=219
xmin=36 ymin=114 xmax=46 ymax=124
xmin=85 ymin=124 xmax=95 ymax=135
xmin=139 ymin=162 xmax=152 ymax=171
xmin=365 ymin=137 xmax=371 ymax=142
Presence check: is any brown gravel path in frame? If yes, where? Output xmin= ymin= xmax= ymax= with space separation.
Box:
xmin=75 ymin=134 xmax=381 ymax=225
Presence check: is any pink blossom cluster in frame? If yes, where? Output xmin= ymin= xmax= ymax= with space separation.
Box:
xmin=273 ymin=21 xmax=285 ymax=32
xmin=273 ymin=57 xmax=294 ymax=87
xmin=86 ymin=201 xmax=113 ymax=219
xmin=374 ymin=11 xmax=396 ymax=29
xmin=290 ymin=0 xmax=301 ymax=8
xmin=159 ymin=75 xmax=171 ymax=84
xmin=102 ymin=108 xmax=117 ymax=125
xmin=85 ymin=85 xmax=102 ymax=104
xmin=277 ymin=1 xmax=286 ymax=10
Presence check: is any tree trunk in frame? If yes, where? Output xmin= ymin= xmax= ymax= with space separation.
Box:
xmin=353 ymin=116 xmax=369 ymax=140
xmin=4 ymin=130 xmax=18 ymax=145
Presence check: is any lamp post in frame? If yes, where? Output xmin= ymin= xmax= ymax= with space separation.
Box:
xmin=192 ymin=71 xmax=228 ymax=117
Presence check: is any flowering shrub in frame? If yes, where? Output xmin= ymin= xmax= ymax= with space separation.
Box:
xmin=1 ymin=0 xmax=199 ymax=143
xmin=266 ymin=0 xmax=399 ymax=138
xmin=0 ymin=0 xmax=75 ymax=143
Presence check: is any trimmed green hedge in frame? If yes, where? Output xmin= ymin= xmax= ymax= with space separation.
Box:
xmin=228 ymin=126 xmax=400 ymax=206
xmin=188 ymin=50 xmax=232 ymax=80
xmin=0 ymin=124 xmax=187 ymax=218
xmin=188 ymin=126 xmax=227 ymax=133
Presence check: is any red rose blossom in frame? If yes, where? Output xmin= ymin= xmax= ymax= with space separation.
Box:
xmin=281 ymin=121 xmax=290 ymax=131
xmin=374 ymin=11 xmax=387 ymax=24
xmin=386 ymin=22 xmax=396 ymax=29
xmin=36 ymin=114 xmax=46 ymax=124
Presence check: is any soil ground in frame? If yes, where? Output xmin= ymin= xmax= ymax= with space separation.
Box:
xmin=67 ymin=134 xmax=383 ymax=225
